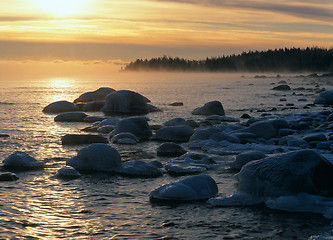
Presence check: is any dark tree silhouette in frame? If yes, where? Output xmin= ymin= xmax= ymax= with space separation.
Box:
xmin=124 ymin=47 xmax=333 ymax=72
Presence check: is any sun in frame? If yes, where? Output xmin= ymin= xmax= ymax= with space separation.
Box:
xmin=35 ymin=0 xmax=89 ymax=17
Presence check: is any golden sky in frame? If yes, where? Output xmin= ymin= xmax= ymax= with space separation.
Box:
xmin=0 ymin=0 xmax=332 ymax=62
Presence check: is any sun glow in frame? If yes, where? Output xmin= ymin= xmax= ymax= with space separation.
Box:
xmin=34 ymin=0 xmax=90 ymax=17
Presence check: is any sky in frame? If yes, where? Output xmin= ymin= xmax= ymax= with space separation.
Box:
xmin=0 ymin=0 xmax=332 ymax=66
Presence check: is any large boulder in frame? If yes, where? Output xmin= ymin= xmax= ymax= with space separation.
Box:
xmin=314 ymin=90 xmax=333 ymax=105
xmin=192 ymin=101 xmax=225 ymax=116
xmin=61 ymin=134 xmax=108 ymax=145
xmin=82 ymin=100 xmax=105 ymax=112
xmin=54 ymin=112 xmax=88 ymax=122
xmin=156 ymin=142 xmax=187 ymax=157
xmin=235 ymin=150 xmax=333 ymax=197
xmin=231 ymin=151 xmax=266 ymax=170
xmin=149 ymin=174 xmax=218 ymax=202
xmin=3 ymin=151 xmax=45 ymax=171
xmin=153 ymin=125 xmax=194 ymax=142
xmin=66 ymin=144 xmax=122 ymax=172
xmin=43 ymin=100 xmax=79 ymax=113
xmin=73 ymin=87 xmax=115 ymax=103
xmin=111 ymin=117 xmax=152 ymax=141
xmin=101 ymin=90 xmax=150 ymax=115
xmin=233 ymin=121 xmax=277 ymax=139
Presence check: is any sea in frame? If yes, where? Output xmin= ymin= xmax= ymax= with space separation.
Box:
xmin=0 ymin=71 xmax=332 ymax=239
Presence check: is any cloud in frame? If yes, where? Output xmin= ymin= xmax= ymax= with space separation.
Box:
xmin=154 ymin=0 xmax=333 ymax=22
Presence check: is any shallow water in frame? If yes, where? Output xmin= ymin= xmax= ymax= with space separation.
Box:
xmin=0 ymin=72 xmax=332 ymax=239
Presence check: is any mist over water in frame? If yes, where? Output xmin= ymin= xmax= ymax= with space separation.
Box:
xmin=0 ymin=70 xmax=332 ymax=239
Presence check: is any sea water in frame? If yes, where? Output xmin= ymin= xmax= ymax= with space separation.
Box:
xmin=0 ymin=72 xmax=332 ymax=239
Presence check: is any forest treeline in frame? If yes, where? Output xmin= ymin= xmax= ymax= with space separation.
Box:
xmin=124 ymin=47 xmax=333 ymax=72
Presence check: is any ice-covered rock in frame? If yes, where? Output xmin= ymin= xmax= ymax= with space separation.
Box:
xmin=163 ymin=118 xmax=186 ymax=126
xmin=61 ymin=134 xmax=108 ymax=145
xmin=101 ymin=90 xmax=150 ymax=115
xmin=0 ymin=172 xmax=19 ymax=181
xmin=231 ymin=151 xmax=266 ymax=170
xmin=54 ymin=112 xmax=88 ymax=122
xmin=153 ymin=125 xmax=194 ymax=142
xmin=314 ymin=90 xmax=333 ymax=105
xmin=208 ymin=193 xmax=262 ymax=206
xmin=156 ymin=142 xmax=186 ymax=157
xmin=66 ymin=144 xmax=122 ymax=172
xmin=116 ymin=160 xmax=162 ymax=177
xmin=235 ymin=149 xmax=333 ymax=197
xmin=192 ymin=101 xmax=225 ymax=116
xmin=149 ymin=174 xmax=218 ymax=202
xmin=54 ymin=166 xmax=81 ymax=180
xmin=43 ymin=100 xmax=79 ymax=113
xmin=73 ymin=87 xmax=115 ymax=103
xmin=111 ymin=132 xmax=139 ymax=144
xmin=3 ymin=151 xmax=45 ymax=171
xmin=111 ymin=117 xmax=152 ymax=141
xmin=165 ymin=164 xmax=206 ymax=176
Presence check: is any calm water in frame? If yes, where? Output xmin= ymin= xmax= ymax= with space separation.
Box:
xmin=0 ymin=72 xmax=332 ymax=239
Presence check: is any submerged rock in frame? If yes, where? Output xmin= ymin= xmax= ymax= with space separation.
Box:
xmin=116 ymin=160 xmax=162 ymax=177
xmin=61 ymin=134 xmax=108 ymax=145
xmin=235 ymin=149 xmax=333 ymax=197
xmin=111 ymin=117 xmax=152 ymax=141
xmin=43 ymin=100 xmax=79 ymax=113
xmin=192 ymin=101 xmax=225 ymax=116
xmin=272 ymin=85 xmax=291 ymax=91
xmin=73 ymin=87 xmax=115 ymax=103
xmin=0 ymin=172 xmax=19 ymax=181
xmin=54 ymin=166 xmax=81 ymax=180
xmin=3 ymin=151 xmax=45 ymax=171
xmin=149 ymin=174 xmax=218 ymax=202
xmin=101 ymin=90 xmax=150 ymax=115
xmin=66 ymin=144 xmax=122 ymax=172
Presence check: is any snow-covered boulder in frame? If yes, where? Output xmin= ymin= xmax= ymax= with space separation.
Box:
xmin=149 ymin=174 xmax=218 ymax=202
xmin=156 ymin=142 xmax=187 ymax=157
xmin=111 ymin=117 xmax=152 ymax=141
xmin=314 ymin=90 xmax=333 ymax=105
xmin=3 ymin=151 xmax=45 ymax=171
xmin=235 ymin=149 xmax=333 ymax=197
xmin=231 ymin=151 xmax=266 ymax=170
xmin=54 ymin=112 xmax=88 ymax=122
xmin=116 ymin=160 xmax=162 ymax=177
xmin=43 ymin=100 xmax=79 ymax=113
xmin=54 ymin=166 xmax=81 ymax=180
xmin=101 ymin=90 xmax=150 ymax=115
xmin=192 ymin=101 xmax=225 ymax=116
xmin=111 ymin=132 xmax=139 ymax=144
xmin=61 ymin=134 xmax=108 ymax=145
xmin=66 ymin=144 xmax=122 ymax=172
xmin=153 ymin=125 xmax=194 ymax=142
xmin=73 ymin=87 xmax=115 ymax=103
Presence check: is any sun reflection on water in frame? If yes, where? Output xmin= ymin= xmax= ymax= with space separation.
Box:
xmin=45 ymin=78 xmax=79 ymax=103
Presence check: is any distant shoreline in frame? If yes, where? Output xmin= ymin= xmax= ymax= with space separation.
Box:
xmin=124 ymin=47 xmax=333 ymax=73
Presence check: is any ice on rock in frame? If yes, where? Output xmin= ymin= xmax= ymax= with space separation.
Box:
xmin=116 ymin=160 xmax=162 ymax=178
xmin=149 ymin=174 xmax=218 ymax=202
xmin=208 ymin=193 xmax=263 ymax=206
